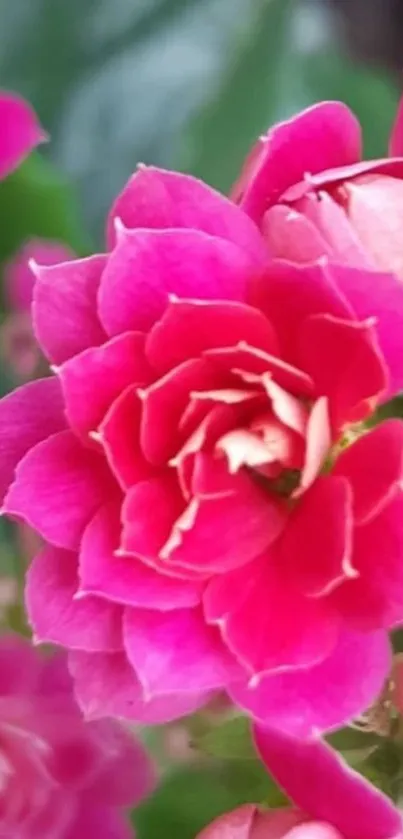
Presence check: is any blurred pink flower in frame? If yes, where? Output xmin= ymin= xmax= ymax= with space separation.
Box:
xmin=0 ymin=166 xmax=403 ymax=733
xmin=0 ymin=634 xmax=155 ymax=838
xmin=233 ymin=97 xmax=403 ymax=281
xmin=0 ymin=91 xmax=45 ymax=181
xmin=1 ymin=239 xmax=74 ymax=381
xmin=197 ymin=727 xmax=403 ymax=839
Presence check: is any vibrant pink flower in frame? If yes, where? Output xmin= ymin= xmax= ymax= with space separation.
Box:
xmin=197 ymin=727 xmax=402 ymax=839
xmin=233 ymin=97 xmax=403 ymax=285
xmin=1 ymin=239 xmax=74 ymax=381
xmin=1 ymin=166 xmax=403 ymax=734
xmin=0 ymin=91 xmax=45 ymax=181
xmin=0 ymin=633 xmax=155 ymax=838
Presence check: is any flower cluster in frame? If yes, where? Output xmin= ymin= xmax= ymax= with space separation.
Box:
xmin=0 ymin=634 xmax=154 ymax=839
xmin=1 ymin=100 xmax=403 ymax=740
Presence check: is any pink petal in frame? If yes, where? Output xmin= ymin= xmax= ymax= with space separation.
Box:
xmin=293 ymin=192 xmax=373 ymax=269
xmin=146 ymin=298 xmax=279 ymax=375
xmin=164 ymin=465 xmax=287 ymax=575
xmin=3 ymin=430 xmax=116 ymax=550
xmin=0 ymin=91 xmax=46 ymax=179
xmin=0 ymin=634 xmax=40 ymax=696
xmin=328 ymin=263 xmax=403 ymax=397
xmin=285 ymin=157 xmax=403 ymax=198
xmin=107 ymin=165 xmax=266 ymax=262
xmin=100 ymin=385 xmax=155 ymax=490
xmin=196 ymin=805 xmax=256 ymax=839
xmin=249 ymin=260 xmax=352 ymax=364
xmin=124 ymin=605 xmax=241 ymax=697
xmin=84 ymin=724 xmax=156 ymax=807
xmin=4 ymin=238 xmax=74 ymax=313
xmin=297 ymin=397 xmax=331 ymax=495
xmin=234 ymin=102 xmax=361 ymax=223
xmin=298 ymin=314 xmax=388 ymax=430
xmin=69 ymin=649 xmax=211 ymax=722
xmin=26 ymin=545 xmax=122 ymax=651
xmin=206 ymin=344 xmax=314 ymax=397
xmin=254 ymin=727 xmax=402 ymax=839
xmin=65 ymin=804 xmax=132 ymax=839
xmin=98 ymin=228 xmax=256 ymax=336
xmin=204 ymin=556 xmax=339 ymax=675
xmin=121 ymin=473 xmax=185 ymax=559
xmin=332 ymin=492 xmax=403 ymax=629
xmin=33 ymin=254 xmax=107 ymax=364
xmin=79 ymin=502 xmax=203 ymax=609
xmin=140 ymin=357 xmax=221 ymax=464
xmin=60 ymin=332 xmax=152 ymax=436
xmin=230 ymin=628 xmax=391 ymax=737
xmin=334 ymin=419 xmax=403 ymax=524
xmin=278 ymin=476 xmax=354 ymax=597
xmin=263 ymin=204 xmax=332 ymax=262
xmin=0 ymin=377 xmax=66 ymax=505
xmin=389 ymin=95 xmax=403 ymax=156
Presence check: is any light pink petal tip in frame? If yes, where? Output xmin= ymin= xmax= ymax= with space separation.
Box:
xmin=0 ymin=91 xmax=46 ymax=180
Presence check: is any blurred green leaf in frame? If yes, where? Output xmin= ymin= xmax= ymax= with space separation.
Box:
xmin=134 ymin=758 xmax=285 ymax=839
xmin=0 ymin=0 xmax=257 ymax=239
xmin=184 ymin=0 xmax=399 ymax=191
xmin=194 ymin=715 xmax=257 ymax=761
xmin=0 ymin=153 xmax=90 ymax=264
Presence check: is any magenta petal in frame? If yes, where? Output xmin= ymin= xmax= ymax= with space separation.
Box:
xmin=327 ymin=263 xmax=403 ymax=397
xmin=230 ymin=628 xmax=391 ymax=737
xmin=254 ymin=727 xmax=402 ymax=839
xmin=334 ymin=419 xmax=403 ymax=524
xmin=3 ymin=430 xmax=116 ymax=550
xmin=204 ymin=557 xmax=339 ymax=674
xmin=146 ymin=298 xmax=279 ymax=375
xmin=389 ymin=96 xmax=403 ymax=156
xmin=80 ymin=502 xmax=203 ymax=609
xmin=123 ymin=606 xmax=241 ymax=697
xmin=298 ymin=313 xmax=387 ymax=429
xmin=60 ymin=332 xmax=152 ymax=436
xmin=263 ymin=204 xmax=332 ymax=262
xmin=279 ymin=476 xmax=354 ymax=597
xmin=106 ymin=165 xmax=266 ymax=261
xmin=69 ymin=649 xmax=211 ymax=722
xmin=235 ymin=102 xmax=361 ymax=222
xmin=165 ymin=469 xmax=286 ymax=575
xmin=121 ymin=474 xmax=184 ymax=559
xmin=100 ymin=386 xmax=155 ymax=489
xmin=140 ymin=357 xmax=219 ymax=464
xmin=249 ymin=260 xmax=352 ymax=363
xmin=65 ymin=804 xmax=131 ymax=839
xmin=33 ymin=254 xmax=107 ymax=364
xmin=0 ymin=91 xmax=46 ymax=179
xmin=26 ymin=545 xmax=122 ymax=651
xmin=332 ymin=493 xmax=403 ymax=629
xmin=196 ymin=805 xmax=257 ymax=839
xmin=98 ymin=228 xmax=256 ymax=336
xmin=294 ymin=192 xmax=372 ymax=269
xmin=0 ymin=378 xmax=66 ymax=504
xmin=0 ymin=634 xmax=40 ymax=695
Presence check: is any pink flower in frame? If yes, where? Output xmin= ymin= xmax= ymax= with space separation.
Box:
xmin=0 ymin=633 xmax=155 ymax=838
xmin=0 ymin=92 xmax=45 ymax=181
xmin=233 ymin=97 xmax=403 ymax=281
xmin=1 ymin=166 xmax=403 ymax=734
xmin=197 ymin=727 xmax=403 ymax=839
xmin=1 ymin=239 xmax=74 ymax=380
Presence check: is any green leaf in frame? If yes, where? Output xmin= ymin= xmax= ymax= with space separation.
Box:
xmin=194 ymin=715 xmax=257 ymax=761
xmin=0 ymin=0 xmax=258 ymax=239
xmin=0 ymin=153 xmax=90 ymax=264
xmin=183 ymin=0 xmax=399 ymax=191
xmin=134 ymin=758 xmax=285 ymax=839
